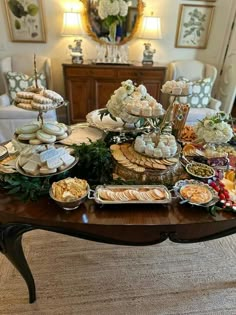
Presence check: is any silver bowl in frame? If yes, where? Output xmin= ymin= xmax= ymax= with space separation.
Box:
xmin=49 ymin=186 xmax=89 ymax=211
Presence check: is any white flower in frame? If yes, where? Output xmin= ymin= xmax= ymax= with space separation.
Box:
xmin=119 ymin=0 xmax=128 ymax=17
xmin=98 ymin=0 xmax=128 ymax=20
xmin=203 ymin=119 xmax=214 ymax=129
xmin=194 ymin=113 xmax=233 ymax=143
xmin=107 ymin=1 xmax=119 ymax=16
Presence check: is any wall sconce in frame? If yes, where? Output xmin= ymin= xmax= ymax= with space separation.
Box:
xmin=61 ymin=11 xmax=85 ymax=64
xmin=138 ymin=14 xmax=162 ymax=65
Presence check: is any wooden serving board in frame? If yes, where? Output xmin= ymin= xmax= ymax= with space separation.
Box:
xmin=110 ymin=143 xmax=189 ymax=185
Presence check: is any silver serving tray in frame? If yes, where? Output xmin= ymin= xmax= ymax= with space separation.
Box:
xmin=89 ymin=184 xmax=172 ymax=204
xmin=173 ymin=179 xmax=219 ymax=207
xmin=15 ymin=156 xmax=78 ymax=178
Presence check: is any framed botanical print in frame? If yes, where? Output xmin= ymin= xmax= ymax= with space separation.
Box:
xmin=4 ymin=0 xmax=46 ymax=42
xmin=175 ymin=4 xmax=215 ymax=49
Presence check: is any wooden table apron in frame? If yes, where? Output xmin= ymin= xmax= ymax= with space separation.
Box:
xmin=0 ymin=189 xmax=236 ymax=303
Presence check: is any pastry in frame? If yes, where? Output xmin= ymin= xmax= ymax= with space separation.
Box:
xmin=36 ymin=130 xmax=56 ymax=143
xmin=16 ymin=103 xmax=33 ymax=110
xmin=15 ymin=97 xmax=32 ymax=104
xmin=25 ymin=85 xmax=44 ymax=93
xmin=16 ymin=91 xmax=35 ymax=99
xmin=42 ymin=123 xmax=65 ymax=136
xmin=29 ymin=139 xmax=42 ymax=145
xmin=33 ymin=94 xmax=53 ymax=104
xmin=16 ymin=123 xmax=40 ymax=134
xmin=18 ymin=133 xmax=37 ymax=141
xmin=42 ymin=89 xmax=64 ymax=103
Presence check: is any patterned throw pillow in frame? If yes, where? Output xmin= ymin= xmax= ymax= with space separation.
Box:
xmin=5 ymin=71 xmax=47 ymax=101
xmin=175 ymin=77 xmax=213 ymax=108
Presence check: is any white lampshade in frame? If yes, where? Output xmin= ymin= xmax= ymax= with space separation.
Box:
xmin=61 ymin=12 xmax=85 ymax=36
xmin=139 ymin=16 xmax=162 ymax=40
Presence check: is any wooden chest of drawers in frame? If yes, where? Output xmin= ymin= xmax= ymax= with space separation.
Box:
xmin=62 ymin=63 xmax=167 ymax=124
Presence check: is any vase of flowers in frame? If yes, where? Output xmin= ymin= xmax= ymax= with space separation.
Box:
xmin=98 ymin=0 xmax=130 ymax=42
xmin=194 ymin=112 xmax=233 ymax=144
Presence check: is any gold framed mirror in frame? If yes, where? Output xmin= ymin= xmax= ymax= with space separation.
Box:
xmin=81 ymin=0 xmax=144 ymax=45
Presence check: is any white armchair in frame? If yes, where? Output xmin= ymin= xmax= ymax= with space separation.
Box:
xmin=0 ymin=55 xmax=57 ymax=142
xmin=167 ymin=60 xmax=222 ymax=125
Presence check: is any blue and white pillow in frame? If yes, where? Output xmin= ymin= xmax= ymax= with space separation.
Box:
xmin=175 ymin=77 xmax=213 ymax=108
xmin=5 ymin=71 xmax=47 ymax=101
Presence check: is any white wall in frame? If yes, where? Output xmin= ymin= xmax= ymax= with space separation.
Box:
xmin=0 ymin=0 xmax=235 ymax=98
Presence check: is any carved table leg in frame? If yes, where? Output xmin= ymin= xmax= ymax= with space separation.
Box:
xmin=0 ymin=224 xmax=36 ymax=303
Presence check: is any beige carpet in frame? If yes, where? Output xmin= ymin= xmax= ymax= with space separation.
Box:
xmin=0 ymin=230 xmax=236 ymax=315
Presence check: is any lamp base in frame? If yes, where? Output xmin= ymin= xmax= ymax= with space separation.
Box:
xmin=72 ymin=56 xmax=83 ymax=64
xmin=142 ymin=42 xmax=156 ymax=66
xmin=69 ymin=39 xmax=84 ymax=64
xmin=142 ymin=60 xmax=154 ymax=65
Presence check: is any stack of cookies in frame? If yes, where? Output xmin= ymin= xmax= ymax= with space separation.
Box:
xmin=16 ymin=121 xmax=70 ymax=144
xmin=15 ymin=89 xmax=64 ymax=111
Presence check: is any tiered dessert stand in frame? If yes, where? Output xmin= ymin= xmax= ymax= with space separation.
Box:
xmin=108 ymin=106 xmax=186 ymax=185
xmin=10 ymin=56 xmax=76 ymax=178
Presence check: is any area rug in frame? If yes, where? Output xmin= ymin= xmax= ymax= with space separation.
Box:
xmin=0 ymin=230 xmax=235 ymax=315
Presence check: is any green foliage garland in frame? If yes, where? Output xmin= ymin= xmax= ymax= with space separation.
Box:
xmin=71 ymin=140 xmax=114 ymax=185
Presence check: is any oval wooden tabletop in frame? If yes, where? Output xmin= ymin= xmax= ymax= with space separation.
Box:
xmin=1 ymin=189 xmax=236 ymax=245
xmin=0 ymin=189 xmax=235 ymax=226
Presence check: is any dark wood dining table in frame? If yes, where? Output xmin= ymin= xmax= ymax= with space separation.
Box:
xmin=0 ymin=188 xmax=236 ymax=303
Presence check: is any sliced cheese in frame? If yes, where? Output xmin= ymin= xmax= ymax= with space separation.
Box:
xmin=39 ymin=148 xmax=59 ymax=163
xmin=46 ymin=156 xmax=63 ymax=169
xmin=22 ymin=160 xmax=39 ymax=175
xmin=60 ymin=153 xmax=75 ymax=167
xmin=39 ymin=166 xmax=57 ymax=174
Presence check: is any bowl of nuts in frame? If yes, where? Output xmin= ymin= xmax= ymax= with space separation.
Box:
xmin=49 ymin=177 xmax=89 ymax=210
xmin=186 ymin=162 xmax=215 ymax=179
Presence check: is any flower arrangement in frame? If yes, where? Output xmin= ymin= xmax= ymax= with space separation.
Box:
xmin=103 ymin=79 xmax=164 ymax=124
xmin=194 ymin=112 xmax=233 ymax=143
xmin=98 ymin=0 xmax=130 ymax=42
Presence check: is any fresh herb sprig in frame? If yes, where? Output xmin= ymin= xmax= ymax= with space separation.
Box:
xmin=0 ymin=173 xmax=50 ymax=201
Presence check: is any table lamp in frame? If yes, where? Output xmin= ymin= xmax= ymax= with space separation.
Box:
xmin=61 ymin=11 xmax=85 ymax=64
xmin=138 ymin=14 xmax=162 ymax=65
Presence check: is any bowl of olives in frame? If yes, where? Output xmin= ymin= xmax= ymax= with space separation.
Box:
xmin=186 ymin=162 xmax=215 ymax=179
